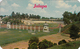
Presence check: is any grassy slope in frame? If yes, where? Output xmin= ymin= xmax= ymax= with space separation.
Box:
xmin=61 ymin=21 xmax=80 ymax=34
xmin=0 ymin=28 xmax=59 ymax=46
xmin=48 ymin=40 xmax=80 ymax=49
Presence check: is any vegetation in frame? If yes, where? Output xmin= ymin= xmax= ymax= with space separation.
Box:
xmin=29 ymin=36 xmax=39 ymax=44
xmin=28 ymin=37 xmax=54 ymax=49
xmin=61 ymin=21 xmax=80 ymax=34
xmin=48 ymin=40 xmax=80 ymax=49
xmin=53 ymin=43 xmax=57 ymax=45
xmin=58 ymin=39 xmax=67 ymax=45
xmin=38 ymin=39 xmax=53 ymax=49
xmin=28 ymin=42 xmax=38 ymax=49
xmin=28 ymin=37 xmax=39 ymax=49
xmin=0 ymin=28 xmax=58 ymax=46
xmin=1 ymin=11 xmax=41 ymax=24
xmin=69 ymin=24 xmax=79 ymax=40
xmin=63 ymin=11 xmax=80 ymax=25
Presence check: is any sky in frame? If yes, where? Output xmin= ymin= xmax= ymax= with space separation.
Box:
xmin=0 ymin=0 xmax=80 ymax=18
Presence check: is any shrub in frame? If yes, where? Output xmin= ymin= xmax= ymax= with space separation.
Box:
xmin=58 ymin=39 xmax=67 ymax=45
xmin=29 ymin=36 xmax=39 ymax=44
xmin=48 ymin=41 xmax=54 ymax=47
xmin=61 ymin=47 xmax=66 ymax=49
xmin=38 ymin=39 xmax=53 ymax=49
xmin=14 ymin=48 xmax=19 ymax=49
xmin=38 ymin=42 xmax=49 ymax=49
xmin=53 ymin=43 xmax=57 ymax=45
xmin=28 ymin=42 xmax=38 ymax=49
xmin=65 ymin=43 xmax=73 ymax=46
xmin=62 ymin=40 xmax=67 ymax=43
xmin=58 ymin=41 xmax=63 ymax=45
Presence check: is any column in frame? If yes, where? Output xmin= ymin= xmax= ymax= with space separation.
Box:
xmin=16 ymin=23 xmax=17 ymax=29
xmin=13 ymin=23 xmax=14 ymax=29
xmin=30 ymin=26 xmax=32 ymax=31
xmin=38 ymin=26 xmax=40 ymax=32
xmin=19 ymin=24 xmax=21 ymax=30
xmin=26 ymin=25 xmax=28 ymax=30
xmin=23 ymin=24 xmax=24 ymax=30
xmin=34 ymin=26 xmax=36 ymax=32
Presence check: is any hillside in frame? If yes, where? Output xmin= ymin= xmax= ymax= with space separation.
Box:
xmin=61 ymin=21 xmax=80 ymax=34
xmin=48 ymin=40 xmax=80 ymax=49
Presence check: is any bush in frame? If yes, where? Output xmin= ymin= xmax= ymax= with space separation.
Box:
xmin=62 ymin=40 xmax=67 ymax=43
xmin=14 ymin=48 xmax=19 ymax=49
xmin=38 ymin=42 xmax=49 ymax=49
xmin=29 ymin=36 xmax=39 ymax=44
xmin=61 ymin=47 xmax=66 ymax=49
xmin=48 ymin=41 xmax=54 ymax=47
xmin=28 ymin=42 xmax=38 ymax=49
xmin=53 ymin=43 xmax=57 ymax=45
xmin=65 ymin=43 xmax=73 ymax=46
xmin=58 ymin=39 xmax=67 ymax=45
xmin=38 ymin=39 xmax=53 ymax=49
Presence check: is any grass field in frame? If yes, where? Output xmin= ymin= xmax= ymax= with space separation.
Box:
xmin=0 ymin=28 xmax=59 ymax=46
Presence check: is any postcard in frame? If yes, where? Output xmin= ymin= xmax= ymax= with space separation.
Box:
xmin=0 ymin=0 xmax=80 ymax=49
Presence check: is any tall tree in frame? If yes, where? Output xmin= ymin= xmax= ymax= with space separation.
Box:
xmin=69 ymin=24 xmax=79 ymax=40
xmin=77 ymin=12 xmax=80 ymax=21
xmin=11 ymin=11 xmax=15 ymax=18
xmin=63 ymin=11 xmax=73 ymax=25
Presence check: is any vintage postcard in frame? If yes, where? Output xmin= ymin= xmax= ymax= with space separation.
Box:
xmin=0 ymin=0 xmax=80 ymax=49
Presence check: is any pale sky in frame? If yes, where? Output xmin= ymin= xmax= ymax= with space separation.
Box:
xmin=0 ymin=0 xmax=80 ymax=18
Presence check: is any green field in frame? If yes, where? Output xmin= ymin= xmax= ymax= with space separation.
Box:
xmin=0 ymin=28 xmax=59 ymax=46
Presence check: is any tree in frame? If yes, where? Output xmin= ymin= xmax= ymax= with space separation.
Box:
xmin=29 ymin=36 xmax=39 ymax=44
xmin=42 ymin=17 xmax=46 ymax=19
xmin=38 ymin=39 xmax=53 ymax=49
xmin=28 ymin=37 xmax=39 ymax=49
xmin=11 ymin=11 xmax=15 ymax=18
xmin=69 ymin=24 xmax=79 ymax=40
xmin=50 ymin=17 xmax=54 ymax=19
xmin=15 ymin=12 xmax=20 ymax=19
xmin=28 ymin=42 xmax=38 ymax=49
xmin=21 ymin=13 xmax=26 ymax=19
xmin=77 ymin=12 xmax=80 ymax=21
xmin=53 ymin=43 xmax=57 ymax=45
xmin=2 ymin=17 xmax=10 ymax=23
xmin=58 ymin=39 xmax=67 ymax=45
xmin=38 ymin=41 xmax=48 ymax=49
xmin=63 ymin=11 xmax=73 ymax=25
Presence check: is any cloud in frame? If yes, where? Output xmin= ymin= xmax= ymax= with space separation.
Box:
xmin=1 ymin=0 xmax=8 ymax=6
xmin=55 ymin=11 xmax=60 ymax=13
xmin=0 ymin=8 xmax=8 ymax=12
xmin=26 ymin=3 xmax=33 ymax=9
xmin=26 ymin=3 xmax=46 ymax=13
xmin=56 ymin=0 xmax=72 ymax=8
xmin=70 ymin=5 xmax=80 ymax=13
xmin=30 ymin=0 xmax=44 ymax=4
xmin=11 ymin=3 xmax=20 ymax=7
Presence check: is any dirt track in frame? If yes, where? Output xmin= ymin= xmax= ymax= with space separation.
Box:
xmin=2 ymin=33 xmax=72 ymax=49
